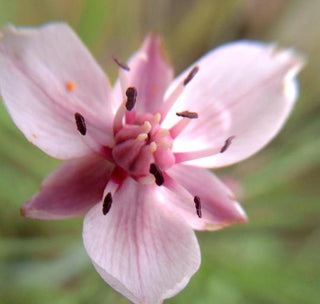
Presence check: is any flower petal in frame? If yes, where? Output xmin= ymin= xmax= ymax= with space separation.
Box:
xmin=21 ymin=155 xmax=114 ymax=220
xmin=83 ymin=177 xmax=200 ymax=304
xmin=114 ymin=32 xmax=174 ymax=115
xmin=163 ymin=164 xmax=247 ymax=231
xmin=0 ymin=23 xmax=114 ymax=159
xmin=162 ymin=41 xmax=304 ymax=167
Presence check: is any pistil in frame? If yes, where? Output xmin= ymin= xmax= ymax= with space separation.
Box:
xmin=150 ymin=142 xmax=157 ymax=152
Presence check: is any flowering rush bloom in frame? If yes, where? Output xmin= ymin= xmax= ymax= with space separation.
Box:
xmin=0 ymin=23 xmax=303 ymax=303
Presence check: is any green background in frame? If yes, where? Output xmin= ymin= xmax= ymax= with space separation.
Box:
xmin=0 ymin=1 xmax=319 ymax=303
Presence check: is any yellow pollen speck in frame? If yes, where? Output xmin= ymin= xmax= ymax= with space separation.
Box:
xmin=66 ymin=81 xmax=75 ymax=91
xmin=137 ymin=133 xmax=148 ymax=141
xmin=150 ymin=142 xmax=157 ymax=152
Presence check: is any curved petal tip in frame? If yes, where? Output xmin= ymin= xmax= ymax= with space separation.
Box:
xmin=143 ymin=30 xmax=172 ymax=66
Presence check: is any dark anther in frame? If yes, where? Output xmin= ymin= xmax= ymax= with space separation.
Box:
xmin=112 ymin=56 xmax=130 ymax=71
xmin=149 ymin=163 xmax=164 ymax=186
xmin=74 ymin=112 xmax=86 ymax=135
xmin=102 ymin=192 xmax=113 ymax=215
xmin=183 ymin=66 xmax=199 ymax=86
xmin=125 ymin=87 xmax=137 ymax=111
xmin=194 ymin=196 xmax=202 ymax=218
xmin=176 ymin=111 xmax=198 ymax=119
xmin=220 ymin=136 xmax=235 ymax=153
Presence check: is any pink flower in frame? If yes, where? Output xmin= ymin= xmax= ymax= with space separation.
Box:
xmin=0 ymin=23 xmax=303 ymax=303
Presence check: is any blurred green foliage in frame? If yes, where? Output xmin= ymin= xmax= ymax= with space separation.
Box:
xmin=0 ymin=0 xmax=319 ymax=303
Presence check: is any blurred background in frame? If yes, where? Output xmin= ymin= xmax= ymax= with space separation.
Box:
xmin=0 ymin=0 xmax=319 ymax=303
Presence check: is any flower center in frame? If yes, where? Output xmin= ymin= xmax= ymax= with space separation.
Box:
xmin=73 ymin=65 xmax=209 ymax=187
xmin=111 ymin=112 xmax=175 ymax=179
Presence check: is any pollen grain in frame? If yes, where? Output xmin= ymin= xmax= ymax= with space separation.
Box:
xmin=66 ymin=81 xmax=75 ymax=91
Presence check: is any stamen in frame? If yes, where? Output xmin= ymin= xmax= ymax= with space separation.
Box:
xmin=112 ymin=56 xmax=130 ymax=71
xmin=160 ymin=83 xmax=184 ymax=120
xmin=125 ymin=87 xmax=137 ymax=111
xmin=149 ymin=163 xmax=164 ymax=186
xmin=183 ymin=66 xmax=199 ymax=86
xmin=176 ymin=111 xmax=198 ymax=119
xmin=160 ymin=67 xmax=199 ymax=121
xmin=74 ymin=112 xmax=86 ymax=135
xmin=174 ymin=145 xmax=221 ymax=163
xmin=194 ymin=196 xmax=202 ymax=218
xmin=113 ymin=102 xmax=126 ymax=133
xmin=66 ymin=81 xmax=75 ymax=91
xmin=169 ymin=119 xmax=191 ymax=139
xmin=102 ymin=192 xmax=113 ymax=215
xmin=220 ymin=136 xmax=235 ymax=153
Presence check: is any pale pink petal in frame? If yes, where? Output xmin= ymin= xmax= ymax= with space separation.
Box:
xmin=21 ymin=155 xmax=114 ymax=220
xmin=0 ymin=23 xmax=114 ymax=159
xmin=162 ymin=41 xmax=304 ymax=167
xmin=83 ymin=177 xmax=200 ymax=304
xmin=162 ymin=164 xmax=247 ymax=231
xmin=113 ymin=32 xmax=174 ymax=115
xmin=219 ymin=175 xmax=244 ymax=201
